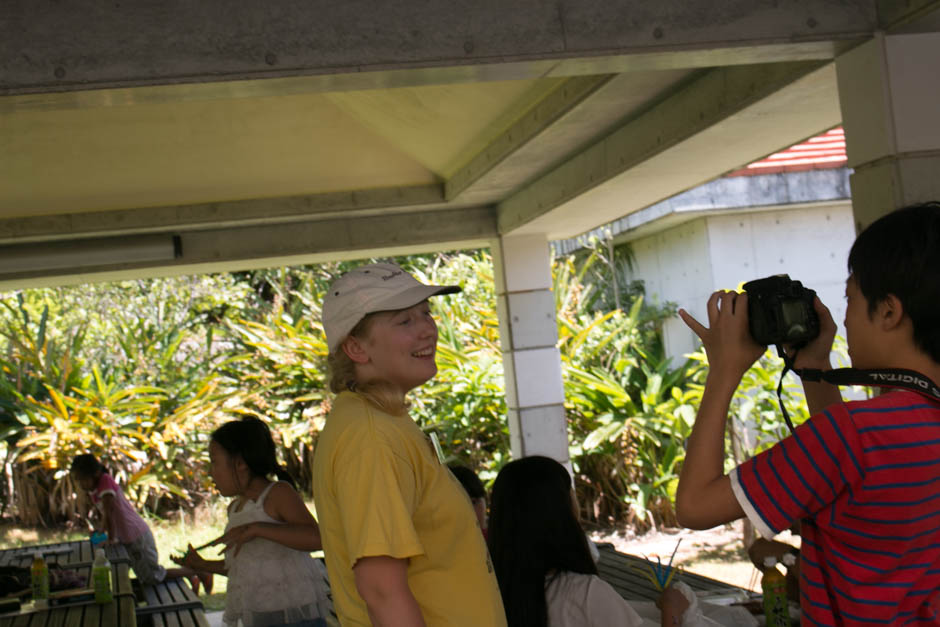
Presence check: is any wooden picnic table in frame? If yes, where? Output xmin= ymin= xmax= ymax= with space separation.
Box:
xmin=0 ymin=540 xmax=136 ymax=627
xmin=596 ymin=543 xmax=757 ymax=603
xmin=134 ymin=577 xmax=209 ymax=627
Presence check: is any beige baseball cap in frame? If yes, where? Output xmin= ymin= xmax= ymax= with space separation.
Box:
xmin=322 ymin=262 xmax=461 ymax=354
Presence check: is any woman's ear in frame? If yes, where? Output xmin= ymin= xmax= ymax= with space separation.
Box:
xmin=342 ymin=336 xmax=371 ymax=364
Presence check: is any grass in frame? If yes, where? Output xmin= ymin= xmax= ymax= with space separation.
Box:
xmin=146 ymin=499 xmax=230 ymax=611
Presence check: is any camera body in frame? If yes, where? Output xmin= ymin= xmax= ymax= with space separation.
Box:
xmin=743 ymin=274 xmax=819 ymax=347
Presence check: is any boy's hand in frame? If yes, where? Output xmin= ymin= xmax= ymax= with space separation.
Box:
xmin=679 ymin=291 xmax=765 ymax=381
xmin=786 ymin=296 xmax=837 ymax=369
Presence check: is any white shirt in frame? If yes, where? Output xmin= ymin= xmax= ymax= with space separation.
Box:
xmin=545 ymin=572 xmax=654 ymax=627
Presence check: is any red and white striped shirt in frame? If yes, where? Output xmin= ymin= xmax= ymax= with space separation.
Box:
xmin=731 ymin=390 xmax=940 ymax=625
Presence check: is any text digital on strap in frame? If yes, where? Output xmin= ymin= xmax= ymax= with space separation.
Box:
xmin=795 ymin=367 xmax=940 ymax=403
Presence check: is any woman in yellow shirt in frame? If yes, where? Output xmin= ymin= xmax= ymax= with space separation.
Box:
xmin=312 ymin=262 xmax=506 ymax=627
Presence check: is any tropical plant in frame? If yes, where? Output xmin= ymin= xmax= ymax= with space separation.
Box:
xmin=219 ymin=273 xmax=332 ymax=490
xmin=0 ymin=277 xmax=242 ymax=524
xmin=407 ymin=252 xmax=510 ymax=480
xmin=554 ymin=251 xmax=698 ymax=530
xmin=0 ymin=295 xmax=89 ymax=520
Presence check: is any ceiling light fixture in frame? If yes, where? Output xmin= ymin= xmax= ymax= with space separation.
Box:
xmin=0 ymin=234 xmax=182 ymax=275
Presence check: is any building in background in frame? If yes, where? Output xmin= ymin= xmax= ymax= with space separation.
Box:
xmin=555 ymin=128 xmax=856 ymax=365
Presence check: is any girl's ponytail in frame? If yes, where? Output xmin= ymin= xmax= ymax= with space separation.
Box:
xmin=273 ymin=466 xmax=296 ymax=489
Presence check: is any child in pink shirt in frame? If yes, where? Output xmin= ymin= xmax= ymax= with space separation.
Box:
xmin=71 ymin=453 xmax=209 ymax=591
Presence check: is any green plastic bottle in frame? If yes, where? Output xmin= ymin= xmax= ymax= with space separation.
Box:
xmin=762 ymin=556 xmax=789 ymax=627
xmin=30 ymin=552 xmax=49 ymax=607
xmin=92 ymin=548 xmax=113 ymax=604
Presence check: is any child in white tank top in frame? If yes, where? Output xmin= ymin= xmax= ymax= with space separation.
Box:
xmin=173 ymin=417 xmax=333 ymax=627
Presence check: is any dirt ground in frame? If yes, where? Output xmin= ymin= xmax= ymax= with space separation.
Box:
xmin=590 ymin=520 xmax=771 ymax=592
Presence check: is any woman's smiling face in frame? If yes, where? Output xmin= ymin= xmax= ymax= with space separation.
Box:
xmin=359 ymin=300 xmax=439 ymax=394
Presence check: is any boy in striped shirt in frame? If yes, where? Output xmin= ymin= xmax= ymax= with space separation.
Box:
xmin=676 ymin=202 xmax=940 ymax=625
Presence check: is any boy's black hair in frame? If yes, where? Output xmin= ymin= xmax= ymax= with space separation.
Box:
xmin=487 ymin=456 xmax=596 ymax=627
xmin=848 ymin=201 xmax=940 ymax=363
xmin=71 ymin=453 xmax=105 ymax=478
xmin=448 ymin=464 xmax=486 ymax=501
xmin=211 ymin=416 xmax=296 ymax=488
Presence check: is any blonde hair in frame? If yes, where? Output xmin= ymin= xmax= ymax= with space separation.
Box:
xmin=327 ymin=314 xmax=409 ymax=416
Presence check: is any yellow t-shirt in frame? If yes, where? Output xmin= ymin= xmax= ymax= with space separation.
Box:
xmin=312 ymin=391 xmax=507 ymax=626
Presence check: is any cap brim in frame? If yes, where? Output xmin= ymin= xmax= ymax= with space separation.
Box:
xmin=369 ymin=283 xmax=461 ymax=314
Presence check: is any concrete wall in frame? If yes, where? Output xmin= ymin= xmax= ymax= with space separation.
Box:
xmin=628 ymin=201 xmax=856 ymax=365
xmin=631 ymin=218 xmax=715 ymax=363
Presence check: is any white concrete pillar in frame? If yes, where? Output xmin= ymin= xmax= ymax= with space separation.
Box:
xmin=836 ymin=32 xmax=940 ymax=230
xmin=491 ymin=234 xmax=569 ymax=464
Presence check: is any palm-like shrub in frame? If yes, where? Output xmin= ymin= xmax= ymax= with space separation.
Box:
xmin=0 ymin=280 xmax=236 ymax=523
xmin=553 ymin=252 xmax=700 ymax=529
xmin=219 ymin=276 xmax=332 ymax=490
xmin=406 ymin=253 xmax=510 ymax=480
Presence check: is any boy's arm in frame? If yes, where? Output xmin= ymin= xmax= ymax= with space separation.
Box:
xmin=675 ymin=291 xmax=763 ymax=529
xmin=675 ymin=371 xmax=745 ymax=528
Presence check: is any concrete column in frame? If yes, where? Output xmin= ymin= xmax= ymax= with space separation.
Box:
xmin=491 ymin=234 xmax=569 ymax=464
xmin=836 ymin=32 xmax=940 ymax=230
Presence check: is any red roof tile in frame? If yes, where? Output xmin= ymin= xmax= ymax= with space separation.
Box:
xmin=727 ymin=127 xmax=846 ymax=176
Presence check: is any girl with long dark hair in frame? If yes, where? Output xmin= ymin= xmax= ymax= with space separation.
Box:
xmin=487 ymin=456 xmax=689 ymax=627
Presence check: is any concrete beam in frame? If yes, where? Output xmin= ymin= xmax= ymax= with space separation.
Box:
xmin=445 ymin=75 xmax=614 ymax=201
xmin=0 ymin=185 xmax=446 ymax=245
xmin=877 ymin=0 xmax=940 ymax=30
xmin=2 ymin=1 xmax=874 ymax=97
xmin=497 ymin=61 xmax=840 ymax=238
xmin=449 ymin=68 xmax=694 ymax=208
xmin=0 ymin=43 xmax=848 ymax=116
xmin=0 ymin=206 xmax=496 ymax=290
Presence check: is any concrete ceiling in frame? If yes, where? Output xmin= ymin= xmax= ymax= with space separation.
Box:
xmin=1 ymin=0 xmax=938 ymax=288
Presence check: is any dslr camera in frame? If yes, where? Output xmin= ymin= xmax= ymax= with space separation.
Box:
xmin=743 ymin=274 xmax=819 ymax=347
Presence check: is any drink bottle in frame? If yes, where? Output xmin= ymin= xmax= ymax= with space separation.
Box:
xmin=30 ymin=552 xmax=49 ymax=607
xmin=93 ymin=548 xmax=113 ymax=604
xmin=762 ymin=556 xmax=789 ymax=627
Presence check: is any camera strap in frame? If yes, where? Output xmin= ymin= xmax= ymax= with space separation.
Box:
xmin=794 ymin=367 xmax=940 ymax=403
xmin=775 ymin=345 xmax=801 ymax=434
xmin=773 ymin=343 xmax=940 ymax=434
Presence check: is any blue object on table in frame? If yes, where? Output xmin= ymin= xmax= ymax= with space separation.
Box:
xmin=90 ymin=531 xmax=108 ymax=548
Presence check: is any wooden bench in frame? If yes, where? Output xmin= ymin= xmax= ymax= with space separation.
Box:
xmin=134 ymin=579 xmax=208 ymax=627
xmin=595 ymin=543 xmax=756 ymax=602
